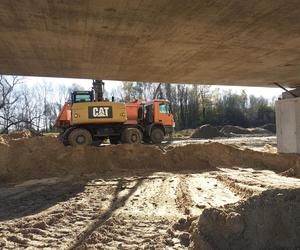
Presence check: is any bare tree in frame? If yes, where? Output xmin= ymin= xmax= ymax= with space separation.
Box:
xmin=0 ymin=76 xmax=22 ymax=109
xmin=198 ymin=85 xmax=211 ymax=120
xmin=153 ymin=83 xmax=162 ymax=99
xmin=0 ymin=76 xmax=24 ymax=133
xmin=57 ymin=84 xmax=70 ymax=109
xmin=18 ymin=84 xmax=43 ymax=132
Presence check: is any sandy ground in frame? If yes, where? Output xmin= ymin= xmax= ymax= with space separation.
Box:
xmin=169 ymin=135 xmax=277 ymax=152
xmin=0 ymin=134 xmax=300 ymax=249
xmin=1 ymin=167 xmax=299 ymax=249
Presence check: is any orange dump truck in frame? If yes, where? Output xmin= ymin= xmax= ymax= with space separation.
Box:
xmin=55 ymin=90 xmax=175 ymax=146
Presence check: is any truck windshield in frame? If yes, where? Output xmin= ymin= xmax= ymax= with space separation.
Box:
xmin=159 ymin=103 xmax=170 ymax=113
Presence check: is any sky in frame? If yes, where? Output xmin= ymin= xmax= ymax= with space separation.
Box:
xmin=24 ymin=76 xmax=284 ymax=100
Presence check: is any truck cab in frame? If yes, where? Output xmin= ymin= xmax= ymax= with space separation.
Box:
xmin=145 ymin=99 xmax=174 ymax=136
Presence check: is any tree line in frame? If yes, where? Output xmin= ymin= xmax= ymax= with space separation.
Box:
xmin=0 ymin=76 xmax=81 ymax=133
xmin=0 ymin=76 xmax=277 ymax=133
xmin=112 ymin=82 xmax=276 ymax=130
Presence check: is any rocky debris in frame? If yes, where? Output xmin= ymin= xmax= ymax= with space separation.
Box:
xmin=191 ymin=124 xmax=224 ymax=139
xmin=191 ymin=188 xmax=300 ymax=250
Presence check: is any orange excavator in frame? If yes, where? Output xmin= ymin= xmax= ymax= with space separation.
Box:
xmin=55 ymin=80 xmax=175 ymax=146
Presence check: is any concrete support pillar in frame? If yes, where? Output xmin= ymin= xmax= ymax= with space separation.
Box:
xmin=276 ymin=95 xmax=300 ymax=153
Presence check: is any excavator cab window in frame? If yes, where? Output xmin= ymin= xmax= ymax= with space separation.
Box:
xmin=71 ymin=91 xmax=93 ymax=104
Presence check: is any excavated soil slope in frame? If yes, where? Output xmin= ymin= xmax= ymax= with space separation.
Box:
xmin=190 ymin=125 xmax=224 ymax=139
xmin=192 ymin=188 xmax=300 ymax=249
xmin=0 ymin=136 xmax=299 ymax=183
xmin=1 ymin=134 xmax=300 ymax=249
xmin=1 ymin=168 xmax=300 ymax=249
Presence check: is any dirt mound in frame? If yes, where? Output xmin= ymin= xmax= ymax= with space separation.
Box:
xmin=263 ymin=144 xmax=277 ymax=153
xmin=0 ymin=130 xmax=35 ymax=143
xmin=0 ymin=136 xmax=6 ymax=145
xmin=1 ymin=136 xmax=300 ymax=184
xmin=261 ymin=123 xmax=276 ymax=133
xmin=173 ymin=129 xmax=195 ymax=139
xmin=220 ymin=125 xmax=252 ymax=135
xmin=220 ymin=125 xmax=272 ymax=136
xmin=248 ymin=127 xmax=272 ymax=134
xmin=0 ymin=137 xmax=215 ymax=183
xmin=191 ymin=124 xmax=224 ymax=139
xmin=215 ymin=125 xmax=223 ymax=131
xmin=191 ymin=188 xmax=300 ymax=249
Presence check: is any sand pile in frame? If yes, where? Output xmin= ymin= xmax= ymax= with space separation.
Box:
xmin=191 ymin=125 xmax=224 ymax=139
xmin=191 ymin=188 xmax=300 ymax=249
xmin=261 ymin=123 xmax=276 ymax=133
xmin=0 ymin=130 xmax=35 ymax=144
xmin=0 ymin=136 xmax=300 ymax=183
xmin=220 ymin=125 xmax=272 ymax=136
xmin=220 ymin=125 xmax=252 ymax=135
xmin=0 ymin=136 xmax=6 ymax=145
xmin=248 ymin=127 xmax=271 ymax=134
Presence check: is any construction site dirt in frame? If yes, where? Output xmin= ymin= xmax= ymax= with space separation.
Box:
xmin=0 ymin=133 xmax=300 ymax=249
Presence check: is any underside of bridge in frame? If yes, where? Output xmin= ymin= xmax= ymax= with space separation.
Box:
xmin=0 ymin=1 xmax=300 ymax=87
xmin=2 ymin=3 xmax=300 ymax=249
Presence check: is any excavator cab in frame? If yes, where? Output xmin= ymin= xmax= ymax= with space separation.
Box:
xmin=71 ymin=91 xmax=93 ymax=104
xmin=70 ymin=79 xmax=104 ymax=104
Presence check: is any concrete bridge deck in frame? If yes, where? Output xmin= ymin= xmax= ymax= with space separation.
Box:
xmin=1 ymin=1 xmax=300 ymax=86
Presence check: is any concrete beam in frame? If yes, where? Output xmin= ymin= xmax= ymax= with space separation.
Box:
xmin=276 ymin=96 xmax=300 ymax=153
xmin=1 ymin=1 xmax=300 ymax=86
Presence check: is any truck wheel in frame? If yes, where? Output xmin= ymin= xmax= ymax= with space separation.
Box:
xmin=110 ymin=136 xmax=120 ymax=144
xmin=68 ymin=128 xmax=92 ymax=146
xmin=121 ymin=128 xmax=142 ymax=144
xmin=60 ymin=131 xmax=69 ymax=146
xmin=150 ymin=128 xmax=164 ymax=144
xmin=61 ymin=127 xmax=75 ymax=146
